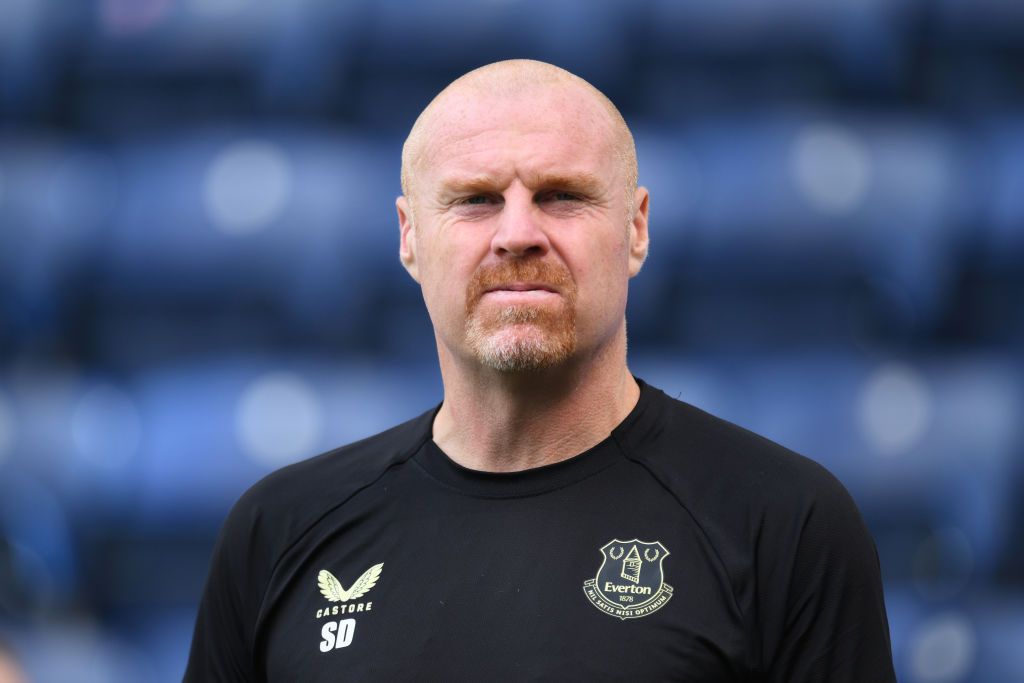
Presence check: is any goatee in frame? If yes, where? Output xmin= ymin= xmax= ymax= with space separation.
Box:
xmin=464 ymin=259 xmax=578 ymax=373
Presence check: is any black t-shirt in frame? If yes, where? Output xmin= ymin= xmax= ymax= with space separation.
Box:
xmin=186 ymin=379 xmax=896 ymax=682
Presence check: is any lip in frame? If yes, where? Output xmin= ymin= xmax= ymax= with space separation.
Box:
xmin=484 ymin=282 xmax=559 ymax=294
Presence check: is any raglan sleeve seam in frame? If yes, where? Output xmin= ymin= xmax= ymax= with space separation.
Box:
xmin=611 ymin=431 xmax=749 ymax=627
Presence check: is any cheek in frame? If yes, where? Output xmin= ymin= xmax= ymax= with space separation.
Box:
xmin=418 ymin=238 xmax=478 ymax=316
xmin=583 ymin=264 xmax=629 ymax=307
xmin=566 ymin=242 xmax=630 ymax=321
xmin=570 ymin=230 xmax=630 ymax=284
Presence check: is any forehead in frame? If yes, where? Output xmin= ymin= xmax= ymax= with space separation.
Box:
xmin=416 ymin=87 xmax=622 ymax=191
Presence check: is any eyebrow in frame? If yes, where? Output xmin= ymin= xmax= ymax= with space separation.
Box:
xmin=527 ymin=172 xmax=605 ymax=197
xmin=438 ymin=175 xmax=504 ymax=196
xmin=438 ymin=171 xmax=606 ymax=197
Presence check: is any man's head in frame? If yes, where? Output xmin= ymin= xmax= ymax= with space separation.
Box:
xmin=397 ymin=60 xmax=649 ymax=374
xmin=401 ymin=61 xmax=639 ymax=208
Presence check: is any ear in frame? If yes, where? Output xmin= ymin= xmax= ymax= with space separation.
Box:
xmin=396 ymin=195 xmax=420 ymax=282
xmin=627 ymin=187 xmax=650 ymax=277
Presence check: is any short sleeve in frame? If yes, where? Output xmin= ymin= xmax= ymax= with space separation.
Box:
xmin=185 ymin=493 xmax=271 ymax=682
xmin=757 ymin=468 xmax=897 ymax=682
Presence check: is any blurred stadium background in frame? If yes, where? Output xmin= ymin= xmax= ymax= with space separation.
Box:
xmin=1 ymin=0 xmax=1023 ymax=681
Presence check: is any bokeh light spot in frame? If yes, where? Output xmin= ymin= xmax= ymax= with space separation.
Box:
xmin=790 ymin=123 xmax=871 ymax=215
xmin=70 ymin=384 xmax=142 ymax=470
xmin=858 ymin=362 xmax=931 ymax=456
xmin=203 ymin=140 xmax=292 ymax=235
xmin=236 ymin=372 xmax=322 ymax=467
xmin=909 ymin=612 xmax=976 ymax=683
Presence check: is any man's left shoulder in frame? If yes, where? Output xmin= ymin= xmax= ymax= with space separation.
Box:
xmin=620 ymin=383 xmax=856 ymax=516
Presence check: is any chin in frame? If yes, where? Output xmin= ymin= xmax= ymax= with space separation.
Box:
xmin=470 ymin=326 xmax=577 ymax=373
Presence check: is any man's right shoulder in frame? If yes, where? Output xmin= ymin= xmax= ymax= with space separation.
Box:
xmin=224 ymin=407 xmax=435 ymax=544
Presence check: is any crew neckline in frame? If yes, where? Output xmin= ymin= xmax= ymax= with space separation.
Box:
xmin=412 ymin=378 xmax=656 ymax=498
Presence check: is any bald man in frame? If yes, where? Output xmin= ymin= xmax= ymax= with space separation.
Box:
xmin=186 ymin=61 xmax=896 ymax=682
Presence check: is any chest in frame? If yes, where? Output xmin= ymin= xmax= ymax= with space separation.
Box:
xmin=259 ymin=480 xmax=751 ymax=681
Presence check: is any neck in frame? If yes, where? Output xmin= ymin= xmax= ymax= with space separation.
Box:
xmin=431 ymin=324 xmax=640 ymax=472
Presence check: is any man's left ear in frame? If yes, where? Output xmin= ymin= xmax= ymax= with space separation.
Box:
xmin=628 ymin=187 xmax=650 ymax=277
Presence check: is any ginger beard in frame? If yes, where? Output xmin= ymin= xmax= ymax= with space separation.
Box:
xmin=464 ymin=260 xmax=578 ymax=373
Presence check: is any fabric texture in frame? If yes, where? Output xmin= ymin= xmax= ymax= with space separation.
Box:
xmin=186 ymin=379 xmax=896 ymax=682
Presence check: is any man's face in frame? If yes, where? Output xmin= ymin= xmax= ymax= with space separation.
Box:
xmin=398 ymin=86 xmax=648 ymax=373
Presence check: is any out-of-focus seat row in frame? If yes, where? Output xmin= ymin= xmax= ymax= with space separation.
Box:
xmin=2 ymin=118 xmax=1023 ymax=362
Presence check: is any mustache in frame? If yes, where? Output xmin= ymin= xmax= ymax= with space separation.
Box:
xmin=465 ymin=259 xmax=576 ymax=312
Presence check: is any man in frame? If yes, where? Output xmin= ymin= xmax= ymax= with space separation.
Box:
xmin=186 ymin=60 xmax=896 ymax=681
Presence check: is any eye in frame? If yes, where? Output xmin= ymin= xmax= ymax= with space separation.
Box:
xmin=459 ymin=194 xmax=497 ymax=205
xmin=450 ymin=193 xmax=502 ymax=217
xmin=539 ymin=190 xmax=584 ymax=203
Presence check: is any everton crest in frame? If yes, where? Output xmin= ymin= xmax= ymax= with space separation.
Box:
xmin=583 ymin=539 xmax=673 ymax=620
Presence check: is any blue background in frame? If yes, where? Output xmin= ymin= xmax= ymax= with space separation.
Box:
xmin=1 ymin=0 xmax=1022 ymax=681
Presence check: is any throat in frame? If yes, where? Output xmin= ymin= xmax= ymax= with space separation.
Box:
xmin=431 ymin=366 xmax=640 ymax=473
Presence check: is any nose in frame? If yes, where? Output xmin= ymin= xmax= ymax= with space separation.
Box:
xmin=490 ymin=185 xmax=551 ymax=258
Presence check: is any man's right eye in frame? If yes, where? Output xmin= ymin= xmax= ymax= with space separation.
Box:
xmin=462 ymin=195 xmax=491 ymax=205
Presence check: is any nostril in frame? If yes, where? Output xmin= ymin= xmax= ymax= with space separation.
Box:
xmin=496 ymin=243 xmax=546 ymax=257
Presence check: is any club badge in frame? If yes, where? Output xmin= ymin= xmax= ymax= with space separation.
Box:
xmin=583 ymin=539 xmax=673 ymax=620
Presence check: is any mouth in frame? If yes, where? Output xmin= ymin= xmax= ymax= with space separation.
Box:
xmin=484 ymin=282 xmax=559 ymax=295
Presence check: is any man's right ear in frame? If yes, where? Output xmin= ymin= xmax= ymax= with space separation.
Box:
xmin=396 ymin=196 xmax=420 ymax=282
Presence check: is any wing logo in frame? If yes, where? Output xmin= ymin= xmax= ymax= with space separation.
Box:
xmin=318 ymin=563 xmax=383 ymax=603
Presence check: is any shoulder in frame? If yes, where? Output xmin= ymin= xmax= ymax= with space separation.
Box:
xmin=221 ymin=407 xmax=435 ymax=563
xmin=249 ymin=409 xmax=431 ymax=507
xmin=619 ymin=382 xmax=848 ymax=512
xmin=617 ymin=381 xmax=870 ymax=578
xmin=620 ymin=382 xmax=886 ymax=645
xmin=186 ymin=409 xmax=436 ymax=681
